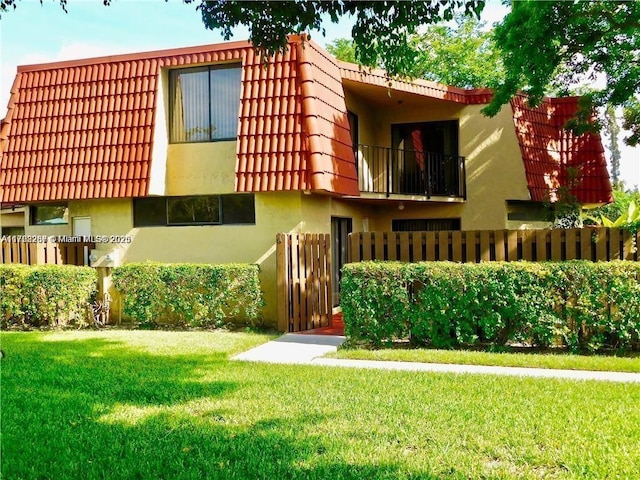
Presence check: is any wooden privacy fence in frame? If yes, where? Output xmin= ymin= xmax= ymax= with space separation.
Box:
xmin=349 ymin=228 xmax=639 ymax=263
xmin=1 ymin=240 xmax=95 ymax=266
xmin=276 ymin=233 xmax=332 ymax=332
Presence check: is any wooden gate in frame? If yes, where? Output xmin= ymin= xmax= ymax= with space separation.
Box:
xmin=276 ymin=233 xmax=332 ymax=332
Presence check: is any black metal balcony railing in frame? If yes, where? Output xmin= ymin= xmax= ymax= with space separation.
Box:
xmin=356 ymin=144 xmax=466 ymax=199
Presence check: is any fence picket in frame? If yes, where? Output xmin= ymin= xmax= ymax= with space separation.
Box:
xmin=535 ymin=230 xmax=547 ymax=261
xmin=521 ymin=230 xmax=534 ymax=261
xmin=494 ymin=230 xmax=506 ymax=261
xmin=399 ymin=232 xmax=410 ymax=261
xmin=507 ymin=230 xmax=518 ymax=261
xmin=346 ymin=228 xmax=637 ymax=265
xmin=551 ymin=229 xmax=562 ymax=260
xmin=423 ymin=232 xmax=433 ymax=261
xmin=565 ymin=229 xmax=577 ymax=260
xmin=438 ymin=231 xmax=449 ymax=261
xmin=452 ymin=231 xmax=462 ymax=262
xmin=609 ymin=228 xmax=621 ymax=260
xmin=480 ymin=231 xmax=491 ymax=262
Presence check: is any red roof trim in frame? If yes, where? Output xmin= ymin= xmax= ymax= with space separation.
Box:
xmin=16 ymin=40 xmax=254 ymax=73
xmin=338 ymin=62 xmax=494 ymax=105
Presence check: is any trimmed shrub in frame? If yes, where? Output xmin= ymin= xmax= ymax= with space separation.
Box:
xmin=0 ymin=264 xmax=97 ymax=327
xmin=111 ymin=262 xmax=263 ymax=327
xmin=340 ymin=262 xmax=410 ymax=347
xmin=341 ymin=261 xmax=640 ymax=352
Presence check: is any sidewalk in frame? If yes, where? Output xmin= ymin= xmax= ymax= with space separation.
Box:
xmin=231 ymin=333 xmax=640 ymax=383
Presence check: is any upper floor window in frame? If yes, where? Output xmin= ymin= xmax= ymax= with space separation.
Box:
xmin=392 ymin=121 xmax=459 ymax=156
xmin=169 ymin=64 xmax=242 ymax=143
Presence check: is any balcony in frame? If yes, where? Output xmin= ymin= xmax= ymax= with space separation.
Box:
xmin=356 ymin=144 xmax=466 ymax=200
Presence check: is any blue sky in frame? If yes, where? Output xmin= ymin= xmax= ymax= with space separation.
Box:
xmin=1 ymin=0 xmax=637 ymax=188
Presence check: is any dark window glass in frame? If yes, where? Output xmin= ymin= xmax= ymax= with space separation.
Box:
xmin=170 ymin=64 xmax=242 ymax=143
xmin=133 ymin=195 xmax=255 ymax=227
xmin=390 ymin=121 xmax=461 ymax=197
xmin=347 ymin=110 xmax=359 ymax=149
xmin=133 ymin=198 xmax=166 ymax=227
xmin=507 ymin=201 xmax=551 ymax=221
xmin=168 ymin=196 xmax=220 ymax=225
xmin=221 ymin=194 xmax=255 ymax=224
xmin=392 ymin=218 xmax=461 ymax=232
xmin=210 ymin=67 xmax=243 ymax=140
xmin=2 ymin=226 xmax=25 ymax=236
xmin=31 ymin=205 xmax=68 ymax=225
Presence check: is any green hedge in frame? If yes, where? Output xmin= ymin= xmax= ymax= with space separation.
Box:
xmin=111 ymin=262 xmax=263 ymax=327
xmin=341 ymin=261 xmax=640 ymax=352
xmin=0 ymin=265 xmax=97 ymax=327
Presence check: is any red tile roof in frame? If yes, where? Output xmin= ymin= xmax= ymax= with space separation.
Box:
xmin=1 ymin=54 xmax=160 ymax=202
xmin=296 ymin=40 xmax=358 ymax=195
xmin=0 ymin=38 xmax=611 ymax=206
xmin=235 ymin=36 xmax=358 ymax=195
xmin=511 ymin=95 xmax=613 ymax=205
xmin=338 ymin=62 xmax=494 ymax=105
xmin=1 ymin=37 xmax=359 ymax=203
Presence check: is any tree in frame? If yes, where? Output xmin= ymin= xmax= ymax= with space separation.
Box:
xmin=482 ymin=1 xmax=640 ymax=145
xmin=193 ymin=1 xmax=485 ymax=77
xmin=328 ymin=17 xmax=503 ymax=89
xmin=326 ymin=38 xmax=357 ymax=64
xmin=409 ymin=16 xmax=503 ymax=89
xmin=605 ymin=105 xmax=622 ymax=187
xmin=623 ymin=98 xmax=640 ymax=146
xmin=3 ymin=0 xmax=639 ymax=143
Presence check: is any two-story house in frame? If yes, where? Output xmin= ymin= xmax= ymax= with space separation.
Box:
xmin=0 ymin=36 xmax=612 ymax=324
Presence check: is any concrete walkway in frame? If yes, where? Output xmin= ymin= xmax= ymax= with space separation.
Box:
xmin=231 ymin=333 xmax=640 ymax=383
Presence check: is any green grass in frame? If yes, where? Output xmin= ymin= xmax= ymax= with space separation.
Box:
xmin=2 ymin=330 xmax=640 ymax=479
xmin=328 ymin=345 xmax=640 ymax=373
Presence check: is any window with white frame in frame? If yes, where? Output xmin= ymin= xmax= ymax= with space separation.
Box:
xmin=169 ymin=64 xmax=242 ymax=143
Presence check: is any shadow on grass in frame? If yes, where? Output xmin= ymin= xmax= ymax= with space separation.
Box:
xmin=1 ymin=333 xmax=445 ymax=480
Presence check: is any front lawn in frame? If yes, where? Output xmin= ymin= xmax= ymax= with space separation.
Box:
xmin=2 ymin=330 xmax=639 ymax=479
xmin=328 ymin=346 xmax=640 ymax=373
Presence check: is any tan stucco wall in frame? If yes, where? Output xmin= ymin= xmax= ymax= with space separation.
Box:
xmin=344 ymin=90 xmax=531 ymax=230
xmin=0 ymin=208 xmax=27 ymax=229
xmin=459 ymin=104 xmax=531 ymax=229
xmin=41 ymin=193 xmax=306 ymax=326
xmin=165 ymin=142 xmax=237 ymax=195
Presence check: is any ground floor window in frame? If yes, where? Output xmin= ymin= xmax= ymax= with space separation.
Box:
xmin=133 ymin=194 xmax=255 ymax=227
xmin=506 ymin=201 xmax=551 ymax=222
xmin=392 ymin=218 xmax=461 ymax=231
xmin=30 ymin=204 xmax=69 ymax=225
xmin=1 ymin=226 xmax=25 ymax=236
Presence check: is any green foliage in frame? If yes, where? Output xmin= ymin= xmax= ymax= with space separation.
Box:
xmin=341 ymin=261 xmax=640 ymax=352
xmin=111 ymin=262 xmax=263 ymax=327
xmin=339 ymin=262 xmax=410 ymax=347
xmin=326 ymin=38 xmax=357 ymax=64
xmin=331 ymin=346 xmax=640 ymax=373
xmin=194 ymin=1 xmax=484 ymax=77
xmin=3 ymin=330 xmax=640 ymax=479
xmin=605 ymin=104 xmax=622 ymax=186
xmin=410 ymin=16 xmax=504 ymax=89
xmin=328 ymin=17 xmax=503 ymax=90
xmin=598 ymin=200 xmax=640 ymax=229
xmin=623 ymin=97 xmax=640 ymax=146
xmin=484 ymin=1 xmax=640 ymax=144
xmin=587 ymin=187 xmax=640 ymax=224
xmin=0 ymin=265 xmax=96 ymax=327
